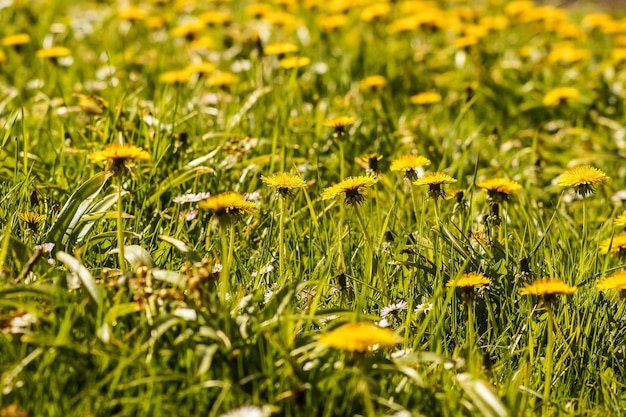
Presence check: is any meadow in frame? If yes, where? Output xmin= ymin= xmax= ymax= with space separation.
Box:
xmin=1 ymin=0 xmax=626 ymax=416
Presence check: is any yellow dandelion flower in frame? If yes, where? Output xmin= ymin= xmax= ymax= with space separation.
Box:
xmin=519 ymin=278 xmax=577 ymax=302
xmin=360 ymin=3 xmax=391 ymax=22
xmin=597 ymin=272 xmax=626 ymax=290
xmin=615 ymin=213 xmax=626 ymax=227
xmin=117 ymin=6 xmax=149 ymax=21
xmin=279 ymin=56 xmax=310 ymax=70
xmin=359 ymin=75 xmax=387 ymax=91
xmin=476 ymin=178 xmax=521 ymax=202
xmin=264 ymin=41 xmax=299 ymax=56
xmin=159 ymin=70 xmax=191 ymax=84
xmin=198 ymin=192 xmax=256 ymax=225
xmin=18 ymin=211 xmax=45 ymax=230
xmin=207 ymin=72 xmax=239 ymax=88
xmin=359 ymin=153 xmax=383 ymax=174
xmin=261 ymin=172 xmax=307 ymax=197
xmin=390 ymin=154 xmax=431 ymax=181
xmin=89 ymin=143 xmax=150 ymax=173
xmin=2 ymin=33 xmax=31 ymax=47
xmin=322 ymin=176 xmax=378 ymax=206
xmin=447 ymin=272 xmax=491 ymax=288
xmin=246 ymin=3 xmax=272 ymax=19
xmin=410 ymin=92 xmax=442 ymax=105
xmin=318 ymin=14 xmax=348 ymax=32
xmin=542 ymin=87 xmax=580 ymax=106
xmin=600 ymin=233 xmax=626 ymax=259
xmin=36 ymin=46 xmax=71 ymax=59
xmin=0 ymin=51 xmax=6 ymax=65
xmin=323 ymin=116 xmax=355 ymax=129
xmin=170 ymin=21 xmax=204 ymax=39
xmin=318 ymin=322 xmax=403 ymax=352
xmin=556 ymin=165 xmax=609 ymax=197
xmin=185 ymin=61 xmax=216 ymax=74
xmin=547 ymin=45 xmax=590 ymax=64
xmin=414 ymin=172 xmax=457 ymax=199
xmin=198 ymin=10 xmax=233 ymax=26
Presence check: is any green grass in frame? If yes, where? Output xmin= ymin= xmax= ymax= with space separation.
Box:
xmin=1 ymin=0 xmax=626 ymax=416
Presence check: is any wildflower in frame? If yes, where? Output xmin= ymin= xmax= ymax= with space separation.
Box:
xmin=318 ymin=14 xmax=348 ymax=32
xmin=413 ymin=172 xmax=457 ymax=199
xmin=476 ymin=178 xmax=521 ymax=202
xmin=323 ymin=116 xmax=355 ymax=136
xmin=207 ymin=72 xmax=240 ymax=89
xmin=380 ymin=300 xmax=408 ymax=318
xmin=251 ymin=264 xmax=274 ymax=278
xmin=410 ymin=92 xmax=442 ymax=105
xmin=321 ymin=176 xmax=378 ymax=205
xmin=360 ymin=3 xmax=391 ymax=22
xmin=117 ymin=6 xmax=149 ymax=21
xmin=318 ymin=322 xmax=403 ymax=352
xmin=597 ymin=272 xmax=626 ymax=299
xmin=159 ymin=70 xmax=191 ymax=84
xmin=34 ymin=242 xmax=55 ymax=253
xmin=35 ymin=46 xmax=71 ymax=59
xmin=2 ymin=33 xmax=31 ymax=47
xmin=219 ymin=404 xmax=272 ymax=417
xmin=198 ymin=192 xmax=256 ymax=226
xmin=279 ymin=56 xmax=310 ymax=70
xmin=600 ymin=233 xmax=626 ymax=259
xmin=264 ymin=41 xmax=299 ymax=56
xmin=519 ymin=278 xmax=576 ymax=304
xmin=360 ymin=153 xmax=383 ymax=175
xmin=390 ymin=154 xmax=431 ymax=181
xmin=198 ymin=10 xmax=233 ymax=26
xmin=89 ymin=143 xmax=150 ymax=174
xmin=185 ymin=62 xmax=216 ymax=75
xmin=359 ymin=75 xmax=387 ymax=91
xmin=18 ymin=212 xmax=45 ymax=231
xmin=414 ymin=302 xmax=433 ymax=314
xmin=547 ymin=44 xmax=590 ymax=64
xmin=0 ymin=51 xmax=5 ymax=65
xmin=542 ymin=87 xmax=580 ymax=106
xmin=173 ymin=192 xmax=211 ymax=204
xmin=261 ymin=172 xmax=307 ymax=198
xmin=615 ymin=213 xmax=626 ymax=227
xmin=447 ymin=272 xmax=491 ymax=289
xmin=556 ymin=165 xmax=610 ymax=197
xmin=170 ymin=21 xmax=204 ymax=40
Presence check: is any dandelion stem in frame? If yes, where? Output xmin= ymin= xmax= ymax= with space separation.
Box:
xmin=219 ymin=224 xmax=235 ymax=301
xmin=467 ymin=297 xmax=477 ymax=374
xmin=116 ymin=179 xmax=125 ymax=274
xmin=543 ymin=303 xmax=555 ymax=415
xmin=279 ymin=196 xmax=286 ymax=286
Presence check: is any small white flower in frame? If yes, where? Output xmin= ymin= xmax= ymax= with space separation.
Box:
xmin=251 ymin=264 xmax=274 ymax=277
xmin=381 ymin=300 xmax=408 ymax=318
xmin=212 ymin=264 xmax=223 ymax=274
xmin=34 ymin=242 xmax=55 ymax=253
xmin=219 ymin=405 xmax=271 ymax=417
xmin=5 ymin=313 xmax=37 ymax=334
xmin=414 ymin=302 xmax=433 ymax=314
xmin=173 ymin=192 xmax=211 ymax=204
xmin=263 ymin=289 xmax=274 ymax=304
xmin=378 ymin=318 xmax=390 ymax=328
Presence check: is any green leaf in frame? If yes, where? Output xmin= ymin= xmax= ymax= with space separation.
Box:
xmin=56 ymin=251 xmax=102 ymax=307
xmin=456 ymin=373 xmax=510 ymax=417
xmin=45 ymin=171 xmax=113 ymax=248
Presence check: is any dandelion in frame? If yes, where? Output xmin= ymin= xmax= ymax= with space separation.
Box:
xmin=556 ymin=165 xmax=610 ymax=197
xmin=447 ymin=272 xmax=492 ymax=289
xmin=198 ymin=10 xmax=233 ymax=26
xmin=170 ymin=21 xmax=204 ymax=40
xmin=89 ymin=143 xmax=150 ymax=174
xmin=360 ymin=153 xmax=383 ymax=175
xmin=318 ymin=322 xmax=403 ymax=352
xmin=322 ymin=176 xmax=378 ymax=206
xmin=519 ymin=278 xmax=576 ymax=301
xmin=198 ymin=192 xmax=256 ymax=225
xmin=414 ymin=172 xmax=457 ymax=200
xmin=615 ymin=213 xmax=626 ymax=227
xmin=185 ymin=62 xmax=216 ymax=75
xmin=35 ymin=46 xmax=71 ymax=60
xmin=390 ymin=154 xmax=431 ymax=181
xmin=542 ymin=86 xmax=580 ymax=106
xmin=117 ymin=6 xmax=149 ymax=21
xmin=323 ymin=116 xmax=355 ymax=135
xmin=261 ymin=172 xmax=306 ymax=198
xmin=279 ymin=56 xmax=310 ymax=70
xmin=2 ymin=33 xmax=31 ymax=48
xmin=18 ymin=212 xmax=45 ymax=231
xmin=600 ymin=234 xmax=626 ymax=259
xmin=409 ymin=92 xmax=442 ymax=105
xmin=359 ymin=75 xmax=387 ymax=91
xmin=264 ymin=41 xmax=299 ymax=56
xmin=318 ymin=14 xmax=348 ymax=32
xmin=159 ymin=70 xmax=191 ymax=84
xmin=207 ymin=71 xmax=240 ymax=89
xmin=476 ymin=178 xmax=521 ymax=202
xmin=597 ymin=272 xmax=626 ymax=299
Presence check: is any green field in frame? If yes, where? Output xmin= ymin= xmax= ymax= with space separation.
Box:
xmin=1 ymin=0 xmax=626 ymax=416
